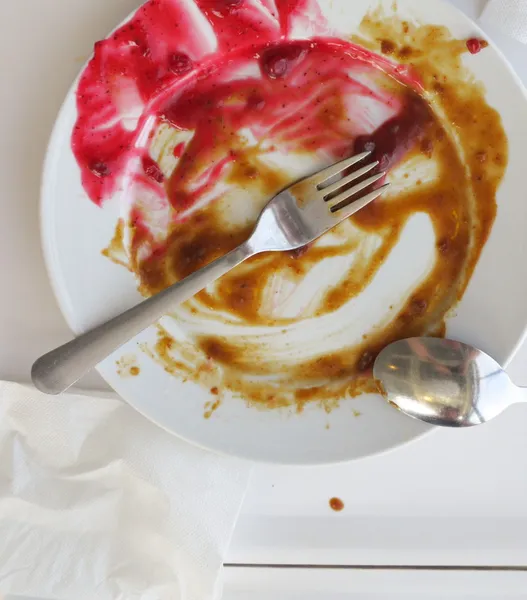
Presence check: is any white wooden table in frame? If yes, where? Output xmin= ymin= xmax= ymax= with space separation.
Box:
xmin=2 ymin=0 xmax=527 ymax=596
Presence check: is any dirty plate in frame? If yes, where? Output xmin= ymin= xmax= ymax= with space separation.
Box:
xmin=41 ymin=0 xmax=527 ymax=463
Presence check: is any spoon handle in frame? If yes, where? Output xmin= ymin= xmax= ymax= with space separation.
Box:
xmin=31 ymin=243 xmax=253 ymax=395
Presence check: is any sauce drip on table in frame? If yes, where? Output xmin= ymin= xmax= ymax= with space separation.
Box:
xmin=329 ymin=497 xmax=345 ymax=512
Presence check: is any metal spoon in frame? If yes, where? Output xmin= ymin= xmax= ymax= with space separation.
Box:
xmin=373 ymin=337 xmax=526 ymax=427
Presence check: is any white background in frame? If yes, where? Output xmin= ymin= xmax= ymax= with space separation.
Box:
xmin=2 ymin=0 xmax=527 ymax=595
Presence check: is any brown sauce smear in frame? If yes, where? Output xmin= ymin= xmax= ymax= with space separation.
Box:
xmin=102 ymin=219 xmax=129 ymax=269
xmin=113 ymin=11 xmax=507 ymax=412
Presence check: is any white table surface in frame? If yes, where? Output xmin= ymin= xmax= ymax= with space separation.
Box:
xmin=2 ymin=0 xmax=527 ymax=574
xmin=221 ymin=568 xmax=527 ymax=598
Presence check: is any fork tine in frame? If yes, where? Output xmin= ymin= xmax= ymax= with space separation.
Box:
xmin=326 ymin=172 xmax=386 ymax=211
xmin=322 ymin=161 xmax=379 ymax=199
xmin=331 ymin=183 xmax=389 ymax=221
xmin=312 ymin=151 xmax=372 ymax=187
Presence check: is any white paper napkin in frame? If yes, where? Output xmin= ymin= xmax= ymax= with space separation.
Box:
xmin=0 ymin=382 xmax=252 ymax=600
xmin=481 ymin=0 xmax=527 ymax=43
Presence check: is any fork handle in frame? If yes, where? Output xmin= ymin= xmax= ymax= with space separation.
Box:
xmin=31 ymin=242 xmax=254 ymax=395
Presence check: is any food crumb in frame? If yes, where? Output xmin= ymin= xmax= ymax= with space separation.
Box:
xmin=329 ymin=497 xmax=344 ymax=512
xmin=466 ymin=38 xmax=488 ymax=54
xmin=380 ymin=39 xmax=396 ymax=55
xmin=437 ymin=237 xmax=449 ymax=254
xmin=475 ymin=150 xmax=487 ymax=163
xmin=353 ymin=410 xmax=361 ymax=418
xmin=116 ymin=355 xmax=141 ymax=378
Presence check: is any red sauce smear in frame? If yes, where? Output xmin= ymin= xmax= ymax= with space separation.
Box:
xmin=71 ymin=0 xmax=426 ymax=209
xmin=161 ymin=39 xmax=427 ymax=211
xmin=354 ymin=94 xmax=431 ymax=171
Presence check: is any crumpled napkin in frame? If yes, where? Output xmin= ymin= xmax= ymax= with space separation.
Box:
xmin=0 ymin=382 xmax=251 ymax=600
xmin=481 ymin=0 xmax=527 ymax=43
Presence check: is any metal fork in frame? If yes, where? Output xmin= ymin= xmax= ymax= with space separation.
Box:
xmin=32 ymin=151 xmax=388 ymax=394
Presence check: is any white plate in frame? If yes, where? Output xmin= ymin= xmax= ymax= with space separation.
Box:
xmin=41 ymin=0 xmax=527 ymax=464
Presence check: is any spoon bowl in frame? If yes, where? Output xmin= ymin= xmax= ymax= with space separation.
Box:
xmin=373 ymin=337 xmax=526 ymax=427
